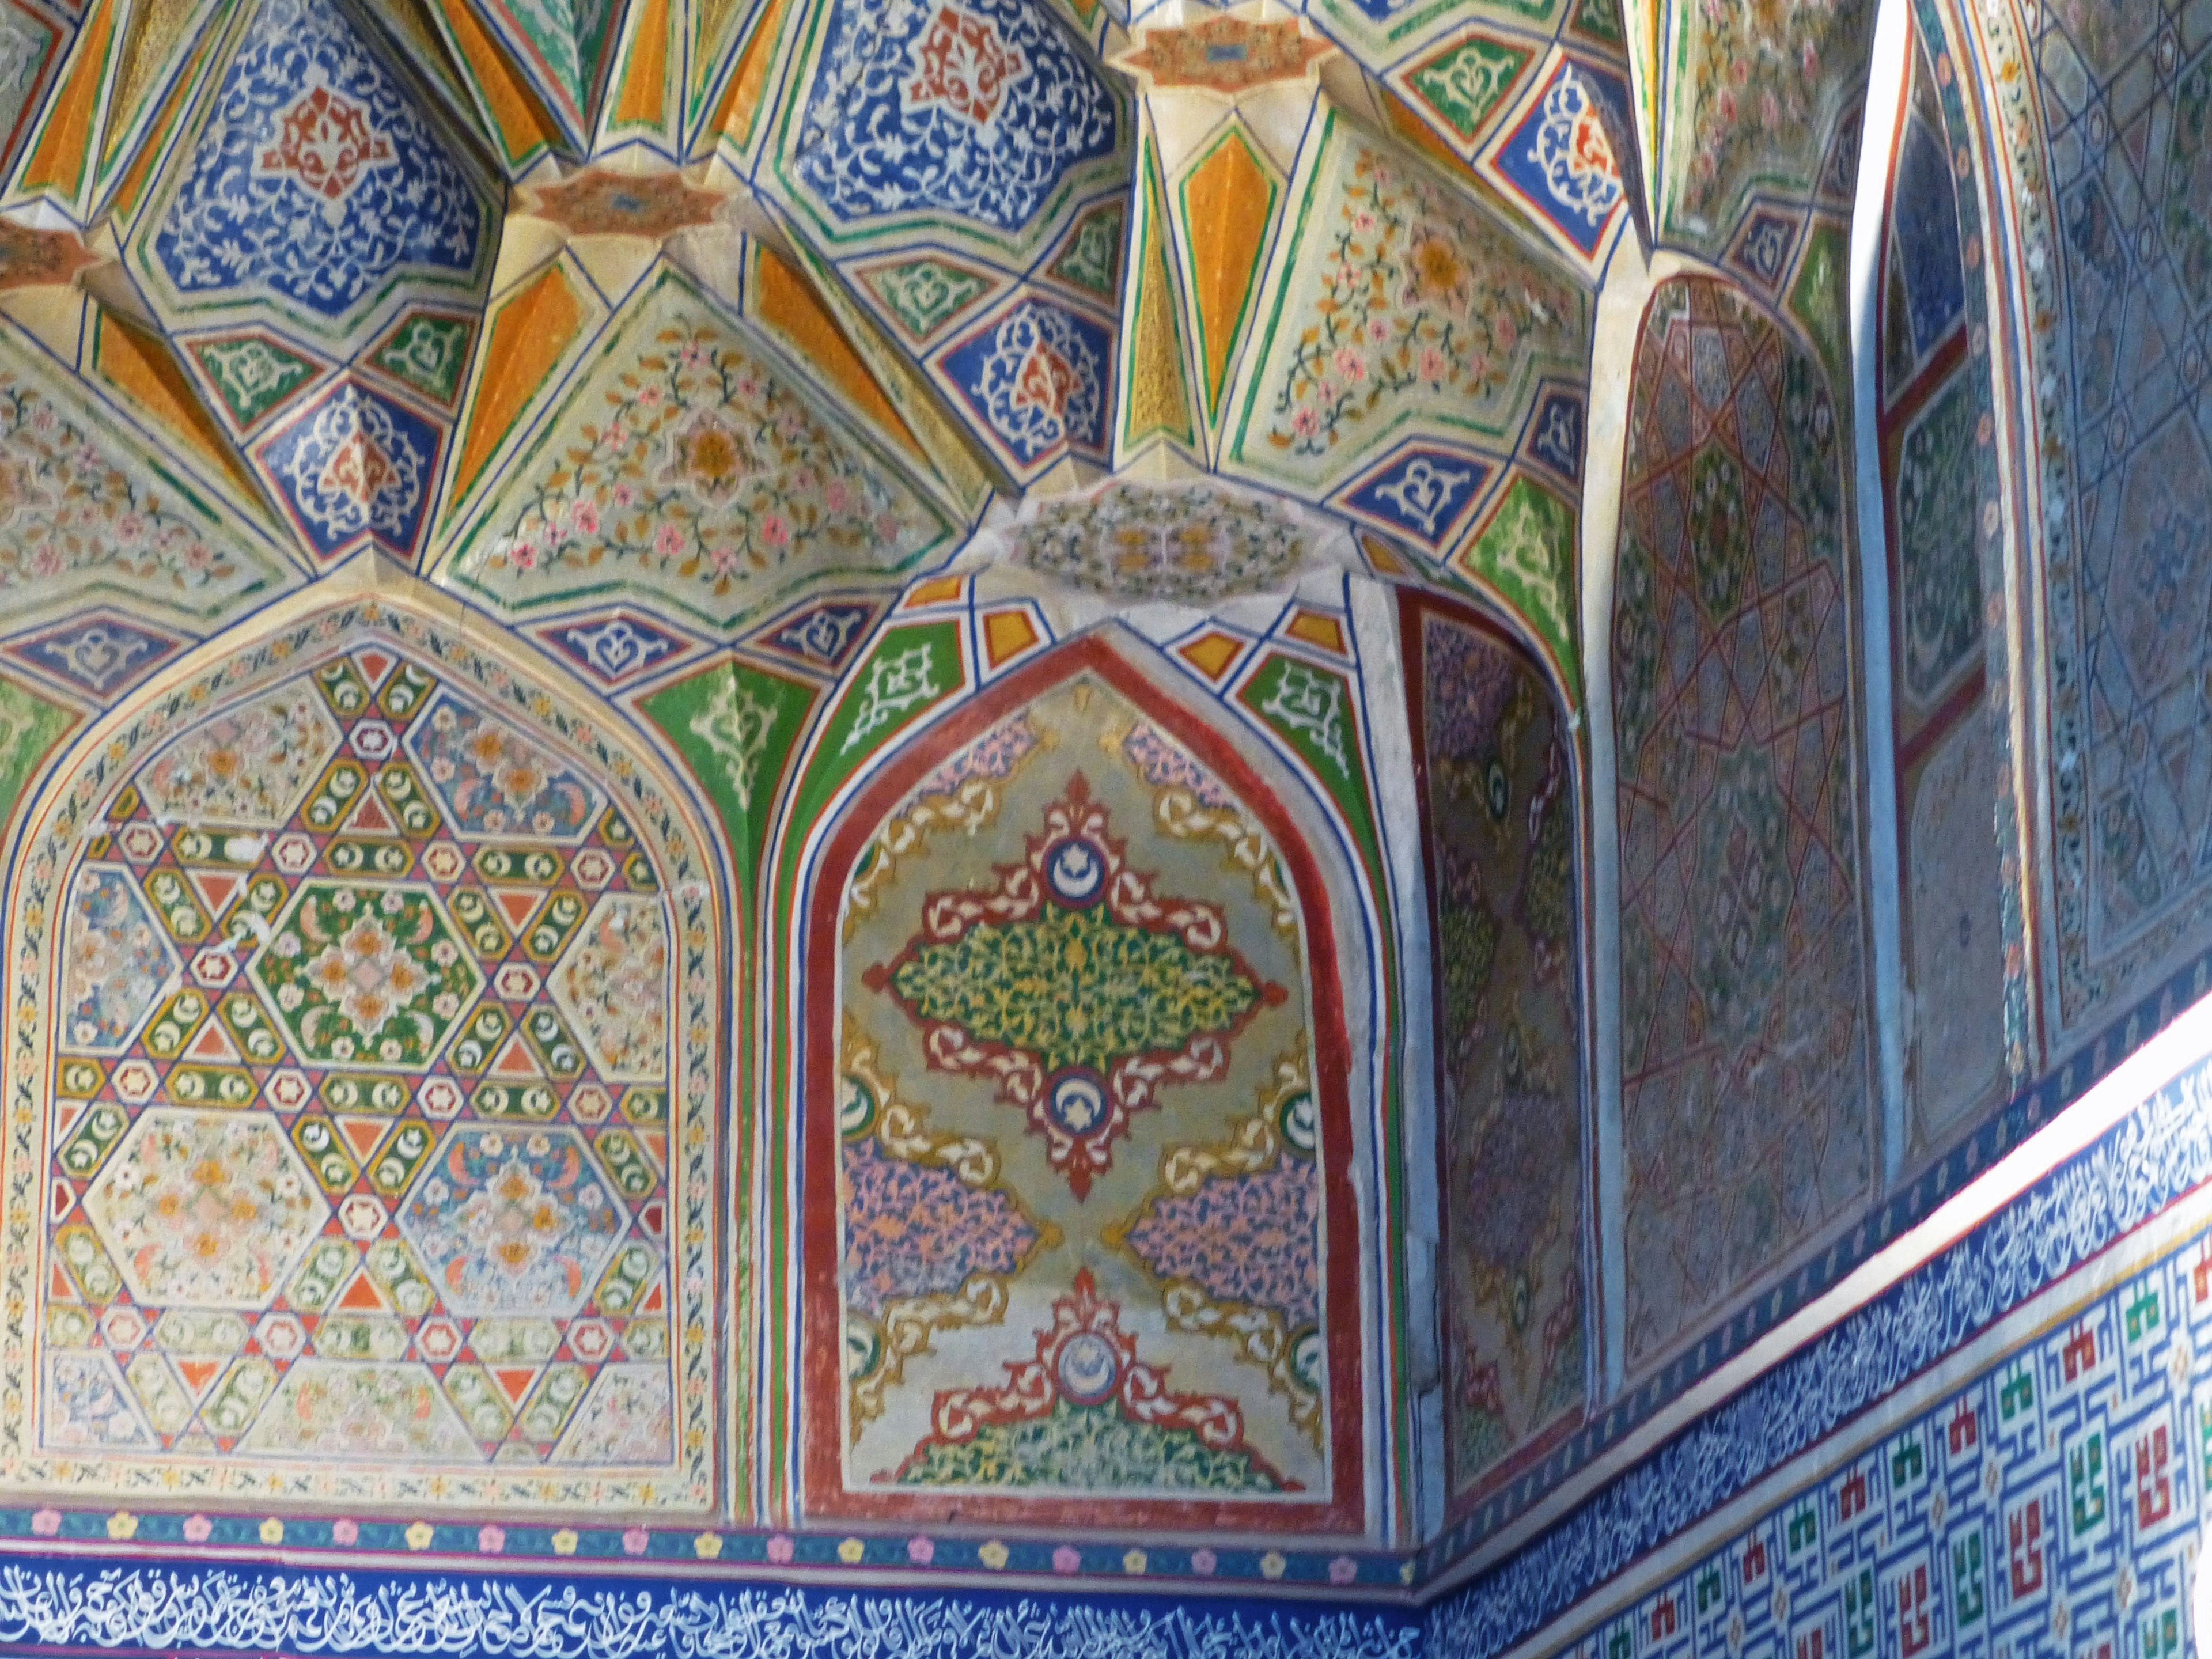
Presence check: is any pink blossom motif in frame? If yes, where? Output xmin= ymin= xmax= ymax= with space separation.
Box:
xmin=1122 ymin=1160 xmax=1319 ymax=1329
xmin=760 ymin=513 xmax=790 ymax=549
xmin=1291 ymin=405 xmax=1321 ymax=439
xmin=654 ymin=522 xmax=687 ymax=560
xmin=30 ymin=1510 xmax=60 ymax=1537
xmin=571 ymin=499 xmax=600 ymax=537
xmin=478 ymin=1525 xmax=505 ymax=1554
xmin=183 ymin=1514 xmax=213 ymax=1544
xmin=1330 ymin=1556 xmax=1358 ymax=1585
xmin=907 ymin=1535 xmax=935 ymax=1565
xmin=1189 ymin=1548 xmax=1217 ymax=1576
xmin=1334 ymin=347 xmax=1366 ymax=382
xmin=842 ymin=1140 xmax=1037 ymax=1315
xmin=331 ymin=1518 xmax=359 ymax=1546
xmin=1052 ymin=1545 xmax=1082 ymax=1575
xmin=623 ymin=1527 xmax=651 ymax=1556
xmin=304 ymin=915 xmax=426 ymax=1042
xmin=767 ymin=1534 xmax=795 ymax=1565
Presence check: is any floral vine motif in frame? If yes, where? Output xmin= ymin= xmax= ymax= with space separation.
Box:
xmin=0 ymin=383 xmax=252 ymax=600
xmin=793 ymin=0 xmax=1119 ymax=236
xmin=1120 ymin=721 xmax=1300 ymax=935
xmin=687 ymin=671 xmax=779 ymax=810
xmin=846 ymin=718 xmax=1038 ymax=924
xmin=1672 ymin=0 xmax=1870 ymax=236
xmin=1011 ymin=482 xmax=1311 ymax=603
xmin=475 ymin=313 xmax=936 ymax=616
xmin=864 ymin=772 xmax=1285 ymax=1196
xmin=838 ymin=1028 xmax=1055 ymax=1436
xmin=1267 ymin=138 xmax=1579 ymax=459
xmin=1110 ymin=1041 xmax=1327 ymax=1445
xmin=887 ymin=1267 xmax=1294 ymax=1491
xmin=149 ymin=0 xmax=484 ymax=321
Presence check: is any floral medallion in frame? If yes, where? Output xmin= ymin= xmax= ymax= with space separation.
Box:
xmin=866 ymin=772 xmax=1284 ymax=1196
xmin=248 ymin=882 xmax=483 ymax=1068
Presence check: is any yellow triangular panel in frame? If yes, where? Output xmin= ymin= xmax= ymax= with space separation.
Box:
xmin=105 ymin=20 xmax=219 ymax=225
xmin=89 ymin=307 xmax=262 ymax=509
xmin=1176 ymin=124 xmax=1280 ymax=431
xmin=775 ymin=236 xmax=994 ymax=518
xmin=12 ymin=0 xmax=127 ymax=215
xmin=748 ymin=244 xmax=926 ymax=467
xmin=97 ymin=0 xmax=221 ymax=191
xmin=429 ymin=0 xmax=567 ymax=175
xmin=371 ymin=0 xmax=488 ymax=146
xmin=707 ymin=0 xmax=796 ymax=165
xmin=1122 ymin=142 xmax=1195 ymax=455
xmin=603 ymin=0 xmax=676 ymax=149
xmin=450 ymin=259 xmax=594 ymax=508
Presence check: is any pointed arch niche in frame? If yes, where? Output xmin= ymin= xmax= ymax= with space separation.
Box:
xmin=2 ymin=577 xmax=730 ymax=1518
xmin=788 ymin=629 xmax=1380 ymax=1541
xmin=1609 ymin=274 xmax=1877 ymax=1372
xmin=1399 ymin=589 xmax=1590 ymax=1524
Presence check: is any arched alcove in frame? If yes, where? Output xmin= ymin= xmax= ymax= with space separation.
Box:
xmin=785 ymin=628 xmax=1378 ymax=1541
xmin=1399 ymin=588 xmax=1589 ymax=1520
xmin=7 ymin=586 xmax=728 ymax=1516
xmin=1610 ymin=274 xmax=1874 ymax=1371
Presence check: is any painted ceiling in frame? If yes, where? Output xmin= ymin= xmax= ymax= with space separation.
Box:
xmin=0 ymin=0 xmax=1909 ymax=1616
xmin=0 ymin=0 xmax=1873 ymax=672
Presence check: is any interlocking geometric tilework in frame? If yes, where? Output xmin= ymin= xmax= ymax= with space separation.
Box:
xmin=1442 ymin=1203 xmax=2212 ymax=1659
xmin=14 ymin=611 xmax=719 ymax=1512
xmin=1612 ymin=277 xmax=1872 ymax=1369
xmin=804 ymin=648 xmax=1366 ymax=1535
xmin=2036 ymin=0 xmax=2212 ymax=1047
xmin=1406 ymin=596 xmax=1584 ymax=1514
xmin=0 ymin=0 xmax=2137 ymax=1627
xmin=1878 ymin=26 xmax=2008 ymax=1155
xmin=442 ymin=264 xmax=957 ymax=631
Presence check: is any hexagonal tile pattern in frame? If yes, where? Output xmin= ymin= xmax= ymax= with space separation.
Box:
xmin=82 ymin=1111 xmax=328 ymax=1309
xmin=403 ymin=687 xmax=607 ymax=843
xmin=548 ymin=893 xmax=669 ymax=1084
xmin=135 ymin=681 xmax=343 ymax=831
xmin=58 ymin=866 xmax=178 ymax=1056
xmin=248 ymin=881 xmax=485 ymax=1069
xmin=396 ymin=1126 xmax=627 ymax=1316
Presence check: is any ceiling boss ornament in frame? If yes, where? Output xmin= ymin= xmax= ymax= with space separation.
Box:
xmin=1115 ymin=14 xmax=1334 ymax=96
